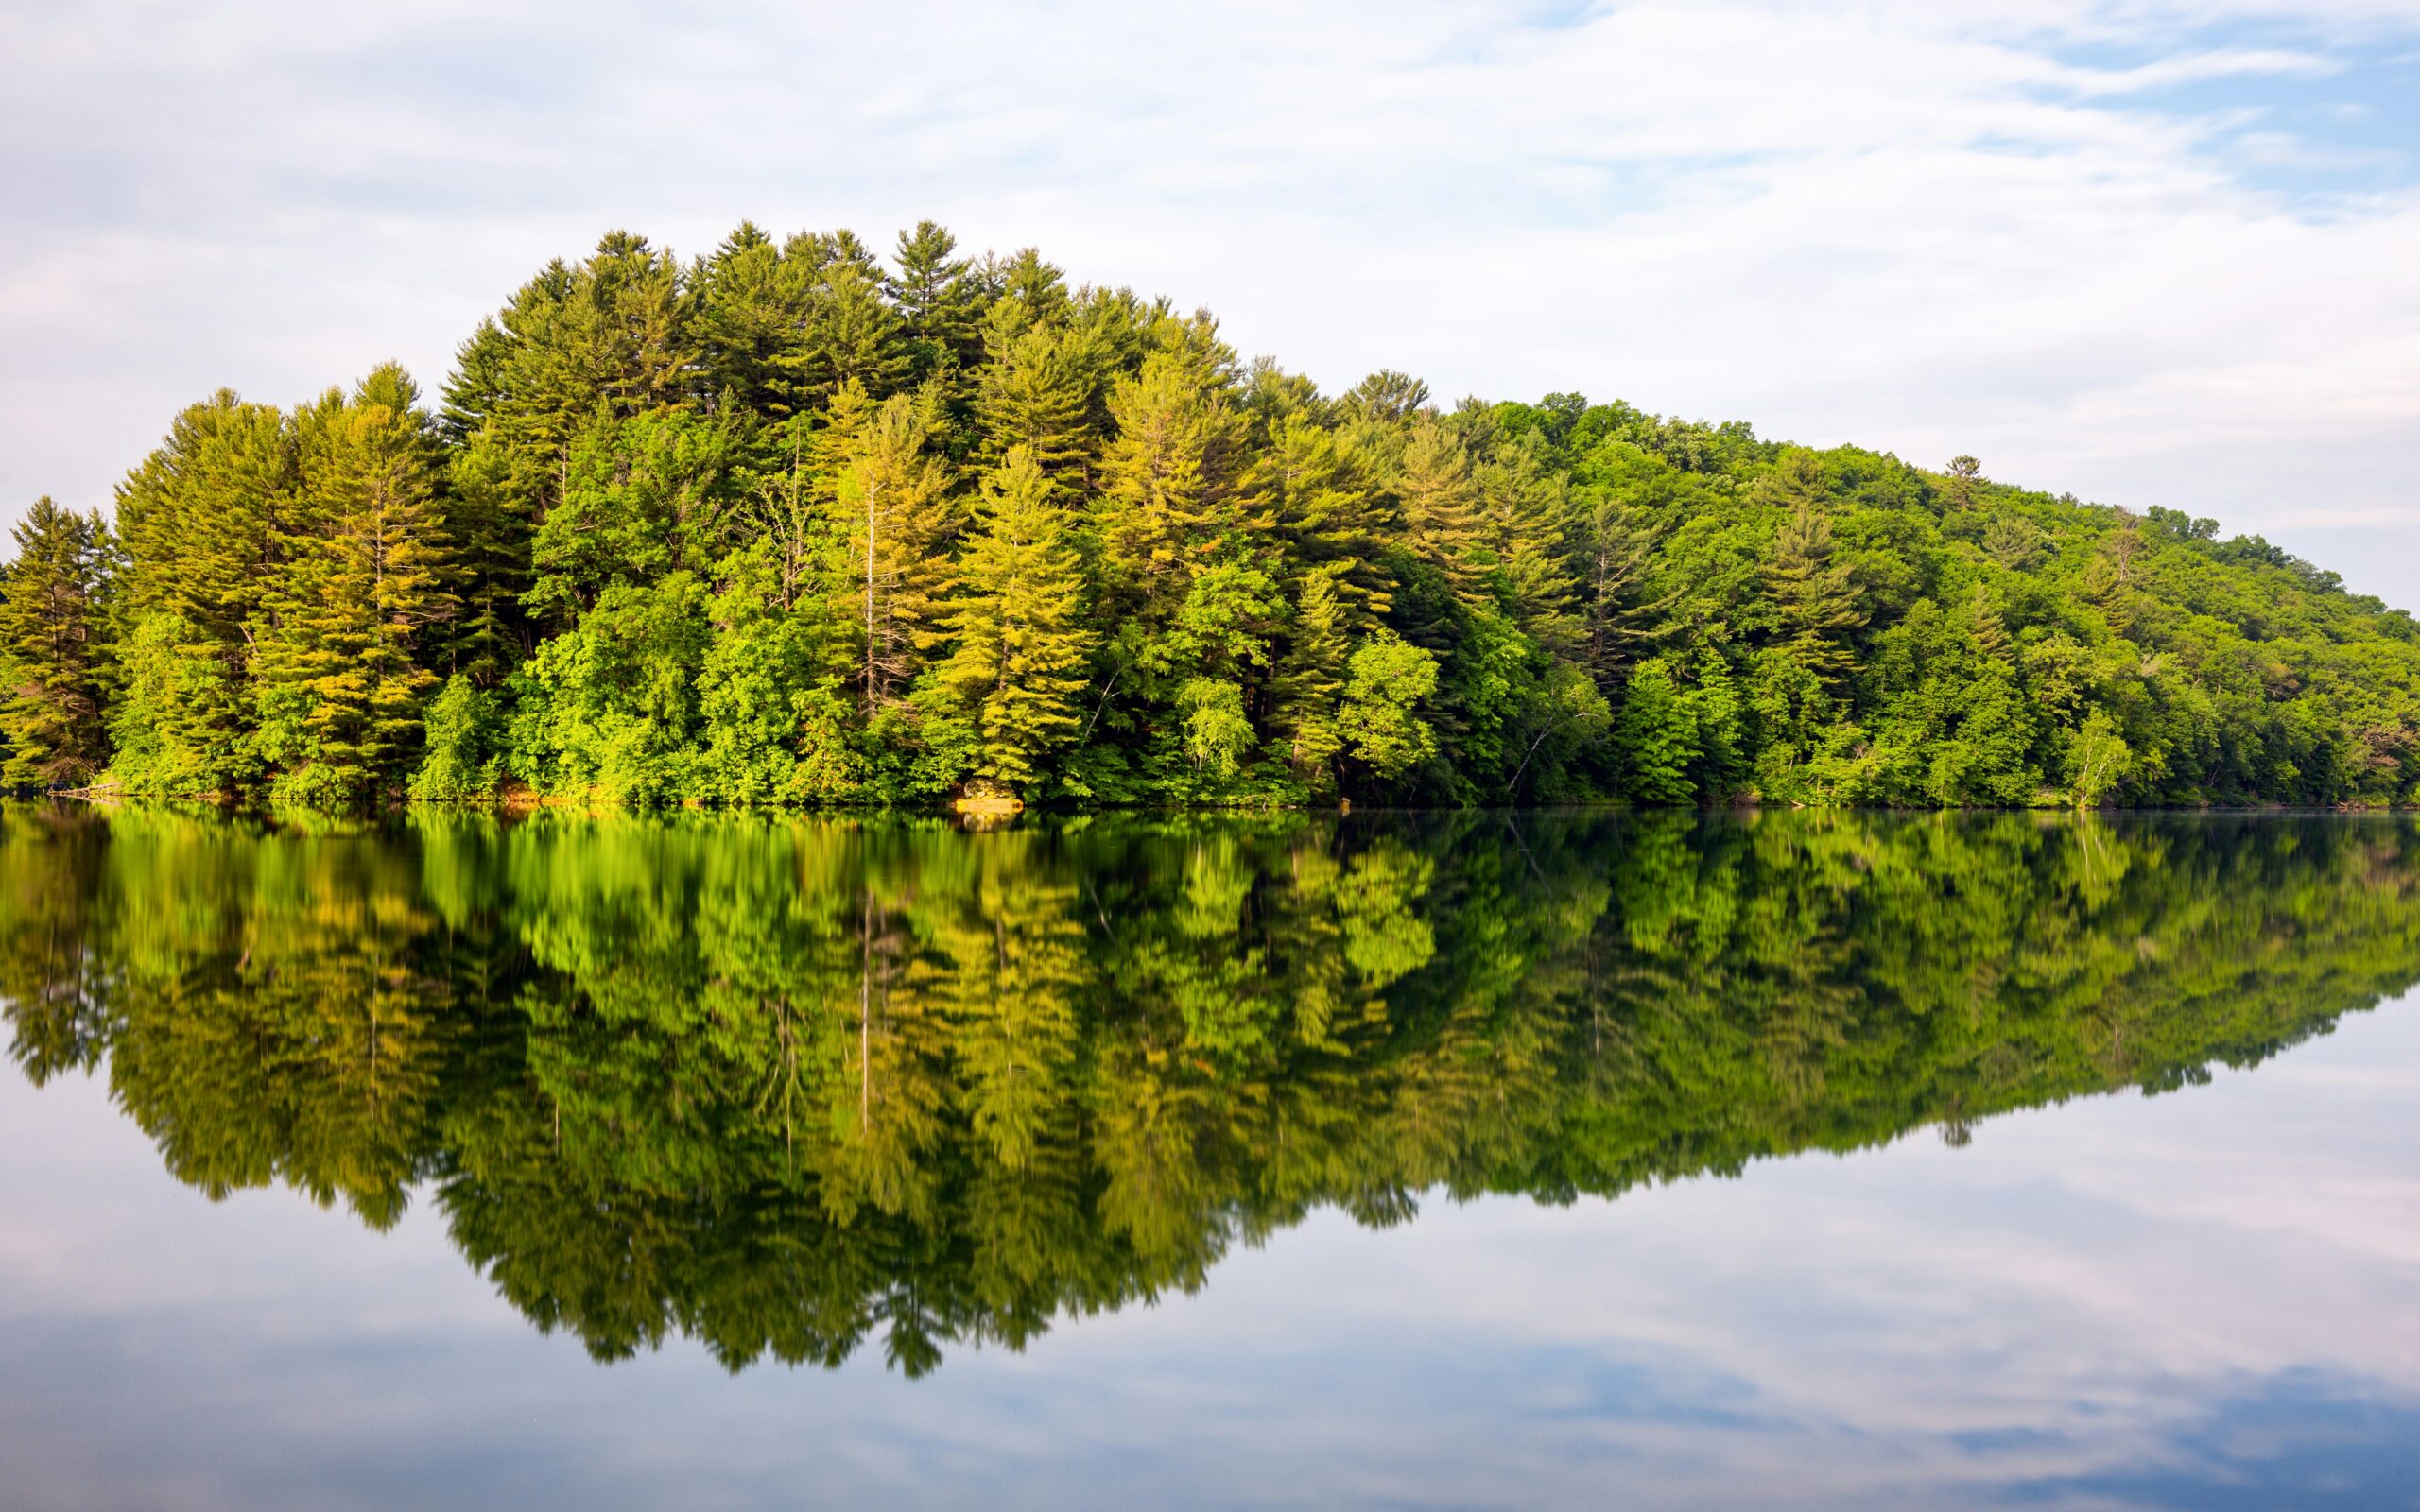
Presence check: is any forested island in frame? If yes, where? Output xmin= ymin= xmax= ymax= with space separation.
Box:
xmin=4 ymin=223 xmax=2417 ymax=809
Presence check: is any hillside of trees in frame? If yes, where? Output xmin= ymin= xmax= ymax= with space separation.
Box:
xmin=4 ymin=222 xmax=2417 ymax=809
xmin=7 ymin=808 xmax=2416 ymax=1371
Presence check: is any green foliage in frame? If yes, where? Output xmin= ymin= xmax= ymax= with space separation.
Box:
xmin=410 ymin=674 xmax=506 ymax=801
xmin=5 ymin=807 xmax=2415 ymax=1371
xmin=0 ymin=498 xmax=115 ymax=787
xmin=251 ymin=368 xmax=458 ymax=806
xmin=938 ymin=448 xmax=1094 ymax=793
xmin=509 ymin=575 xmax=713 ymax=803
xmin=16 ymin=221 xmax=2418 ymax=811
xmin=1618 ymin=658 xmax=1696 ymax=803
xmin=1337 ymin=634 xmax=1440 ymax=782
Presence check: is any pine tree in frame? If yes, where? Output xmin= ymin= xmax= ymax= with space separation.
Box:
xmin=575 ymin=231 xmax=699 ymax=419
xmin=253 ymin=369 xmax=458 ymax=804
xmin=425 ymin=232 xmax=704 ymax=698
xmin=1762 ymin=501 xmax=1866 ymax=684
xmin=438 ymin=232 xmax=700 ymax=538
xmin=1475 ymin=435 xmax=1581 ymax=653
xmin=1964 ymin=582 xmax=2012 ymax=661
xmin=0 ymin=499 xmax=115 ymax=787
xmin=440 ymin=431 xmax=536 ymax=682
xmin=975 ymin=307 xmax=1098 ymax=481
xmin=804 ymin=262 xmax=908 ymax=404
xmin=1982 ymin=514 xmax=2042 ymax=571
xmin=1094 ymin=352 xmax=1244 ymax=615
xmin=890 ymin=221 xmax=980 ymax=388
xmin=1343 ymin=369 xmax=1431 ymax=423
xmin=996 ymin=249 xmax=1070 ymax=323
xmin=1578 ymin=497 xmax=1675 ymax=689
xmin=823 ymin=385 xmax=956 ymax=720
xmin=1267 ymin=565 xmax=1351 ymax=790
xmin=692 ymin=220 xmax=814 ymax=416
xmin=1242 ymin=418 xmax=1395 ymax=627
xmin=114 ymin=390 xmax=292 ymax=638
xmin=939 ymin=448 xmax=1094 ymax=792
xmin=1394 ymin=421 xmax=1488 ymax=604
xmin=110 ymin=389 xmax=296 ymax=789
xmin=1944 ymin=455 xmax=1983 ymax=510
xmin=2080 ymin=552 xmax=2134 ymax=633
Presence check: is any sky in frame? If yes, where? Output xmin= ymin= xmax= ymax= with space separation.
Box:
xmin=3 ymin=0 xmax=2416 ymax=605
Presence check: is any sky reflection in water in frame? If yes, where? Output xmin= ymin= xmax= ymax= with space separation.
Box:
xmin=1 ymin=806 xmax=2415 ymax=1510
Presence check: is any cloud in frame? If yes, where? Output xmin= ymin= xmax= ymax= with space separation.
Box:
xmin=2 ymin=0 xmax=2415 ymax=602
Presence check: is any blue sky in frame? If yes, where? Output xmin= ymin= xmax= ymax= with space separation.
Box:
xmin=2 ymin=0 xmax=2416 ymax=604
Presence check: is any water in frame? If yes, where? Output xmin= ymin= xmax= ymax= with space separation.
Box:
xmin=2 ymin=805 xmax=2416 ymax=1510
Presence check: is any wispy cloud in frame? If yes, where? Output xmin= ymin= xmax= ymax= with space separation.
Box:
xmin=2 ymin=0 xmax=2415 ymax=600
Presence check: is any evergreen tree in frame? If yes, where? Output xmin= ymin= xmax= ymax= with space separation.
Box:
xmin=1343 ymin=369 xmax=1431 ymax=423
xmin=890 ymin=220 xmax=980 ymax=388
xmin=253 ymin=368 xmax=458 ymax=804
xmin=1577 ymin=497 xmax=1674 ymax=690
xmin=441 ymin=431 xmax=537 ymax=683
xmin=975 ymin=309 xmax=1098 ymax=482
xmin=804 ymin=261 xmax=909 ymax=404
xmin=1762 ymin=501 xmax=1866 ymax=685
xmin=1944 ymin=455 xmax=1983 ymax=509
xmin=939 ymin=448 xmax=1094 ymax=793
xmin=1094 ymin=352 xmax=1244 ymax=616
xmin=0 ymin=499 xmax=115 ymax=787
xmin=1267 ymin=566 xmax=1352 ymax=790
xmin=1983 ymin=514 xmax=2042 ymax=571
xmin=1393 ymin=421 xmax=1487 ymax=604
xmin=823 ymin=385 xmax=955 ymax=721
xmin=1242 ymin=418 xmax=1395 ymax=627
xmin=1475 ymin=433 xmax=1582 ymax=653
xmin=996 ymin=249 xmax=1070 ymax=322
xmin=692 ymin=220 xmax=814 ymax=416
xmin=111 ymin=389 xmax=297 ymax=790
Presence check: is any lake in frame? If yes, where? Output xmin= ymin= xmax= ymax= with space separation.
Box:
xmin=2 ymin=804 xmax=2416 ymax=1510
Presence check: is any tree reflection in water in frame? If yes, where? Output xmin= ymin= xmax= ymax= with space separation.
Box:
xmin=4 ymin=805 xmax=2414 ymax=1376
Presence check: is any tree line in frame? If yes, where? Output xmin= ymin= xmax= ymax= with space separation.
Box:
xmin=6 ymin=807 xmax=2415 ymax=1371
xmin=5 ymin=221 xmax=2418 ymax=808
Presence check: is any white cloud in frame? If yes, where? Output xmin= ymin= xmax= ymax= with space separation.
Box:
xmin=2 ymin=0 xmax=2415 ymax=601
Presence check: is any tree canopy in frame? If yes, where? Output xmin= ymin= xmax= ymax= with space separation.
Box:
xmin=6 ymin=223 xmax=2417 ymax=809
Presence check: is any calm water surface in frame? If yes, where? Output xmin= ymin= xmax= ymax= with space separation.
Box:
xmin=2 ymin=805 xmax=2416 ymax=1510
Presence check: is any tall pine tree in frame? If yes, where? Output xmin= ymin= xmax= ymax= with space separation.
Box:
xmin=0 ymin=499 xmax=115 ymax=787
xmin=1094 ymin=352 xmax=1244 ymax=617
xmin=1393 ymin=421 xmax=1487 ymax=605
xmin=940 ymin=448 xmax=1094 ymax=793
xmin=253 ymin=367 xmax=458 ymax=804
xmin=823 ymin=384 xmax=956 ymax=722
xmin=1762 ymin=500 xmax=1866 ymax=685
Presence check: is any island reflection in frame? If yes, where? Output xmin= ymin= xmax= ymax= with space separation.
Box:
xmin=3 ymin=806 xmax=2414 ymax=1376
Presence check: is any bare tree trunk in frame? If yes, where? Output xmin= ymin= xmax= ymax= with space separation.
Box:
xmin=865 ymin=480 xmax=880 ymax=717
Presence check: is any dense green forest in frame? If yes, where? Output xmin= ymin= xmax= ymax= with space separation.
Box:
xmin=5 ymin=807 xmax=2414 ymax=1371
xmin=5 ymin=223 xmax=2417 ymax=808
